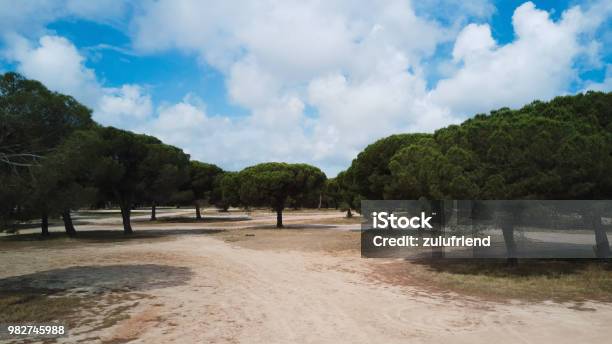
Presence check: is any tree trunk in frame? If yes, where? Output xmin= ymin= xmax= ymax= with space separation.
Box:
xmin=346 ymin=208 xmax=352 ymax=218
xmin=62 ymin=209 xmax=76 ymax=236
xmin=41 ymin=212 xmax=49 ymax=236
xmin=195 ymin=203 xmax=202 ymax=220
xmin=276 ymin=209 xmax=283 ymax=228
xmin=591 ymin=213 xmax=610 ymax=258
xmin=501 ymin=220 xmax=517 ymax=266
xmin=150 ymin=203 xmax=157 ymax=221
xmin=120 ymin=205 xmax=133 ymax=234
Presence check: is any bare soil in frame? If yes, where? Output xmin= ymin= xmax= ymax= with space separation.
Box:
xmin=1 ymin=209 xmax=611 ymax=343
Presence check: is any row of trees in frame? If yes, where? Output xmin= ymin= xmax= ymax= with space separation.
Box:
xmin=333 ymin=91 xmax=612 ymax=258
xmin=1 ymin=73 xmax=327 ymax=234
xmin=337 ymin=91 xmax=612 ymax=203
xmin=3 ymin=71 xmax=612 ymax=249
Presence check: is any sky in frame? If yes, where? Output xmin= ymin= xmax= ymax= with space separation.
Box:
xmin=0 ymin=0 xmax=611 ymax=176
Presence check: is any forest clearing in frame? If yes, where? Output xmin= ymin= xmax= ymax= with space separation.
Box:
xmin=1 ymin=208 xmax=611 ymax=344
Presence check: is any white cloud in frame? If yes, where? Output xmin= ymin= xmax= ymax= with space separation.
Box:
xmin=3 ymin=34 xmax=101 ymax=104
xmin=129 ymin=0 xmax=456 ymax=175
xmin=227 ymin=56 xmax=281 ymax=109
xmin=2 ymin=34 xmax=154 ymax=130
xmin=96 ymin=85 xmax=153 ymax=128
xmin=141 ymin=96 xmax=314 ymax=171
xmin=452 ymin=24 xmax=496 ymax=63
xmin=430 ymin=1 xmax=609 ymax=115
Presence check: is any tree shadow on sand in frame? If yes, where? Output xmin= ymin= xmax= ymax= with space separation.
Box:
xmin=0 ymin=264 xmax=193 ymax=293
xmin=0 ymin=228 xmax=225 ymax=243
xmin=140 ymin=215 xmax=251 ymax=223
xmin=243 ymin=224 xmax=340 ymax=230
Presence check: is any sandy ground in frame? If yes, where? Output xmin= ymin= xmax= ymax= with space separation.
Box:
xmin=1 ymin=210 xmax=612 ymax=343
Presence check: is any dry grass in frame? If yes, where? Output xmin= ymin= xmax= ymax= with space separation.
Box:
xmin=372 ymin=259 xmax=612 ymax=302
xmin=0 ymin=289 xmax=153 ymax=344
xmin=214 ymin=228 xmax=360 ymax=254
xmin=0 ymin=291 xmax=89 ymax=323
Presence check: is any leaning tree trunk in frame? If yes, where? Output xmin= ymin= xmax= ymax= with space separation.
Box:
xmin=62 ymin=209 xmax=76 ymax=236
xmin=195 ymin=203 xmax=202 ymax=220
xmin=591 ymin=212 xmax=610 ymax=259
xmin=120 ymin=204 xmax=133 ymax=234
xmin=41 ymin=212 xmax=49 ymax=236
xmin=276 ymin=209 xmax=283 ymax=228
xmin=150 ymin=202 xmax=157 ymax=221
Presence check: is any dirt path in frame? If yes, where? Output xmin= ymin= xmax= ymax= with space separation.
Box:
xmin=2 ymin=216 xmax=612 ymax=343
xmin=80 ymin=236 xmax=611 ymax=344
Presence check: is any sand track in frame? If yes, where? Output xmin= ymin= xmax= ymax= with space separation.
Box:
xmin=2 ymin=213 xmax=612 ymax=343
xmin=125 ymin=236 xmax=611 ymax=344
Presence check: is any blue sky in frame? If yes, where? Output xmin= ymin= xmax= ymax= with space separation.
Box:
xmin=1 ymin=0 xmax=611 ymax=175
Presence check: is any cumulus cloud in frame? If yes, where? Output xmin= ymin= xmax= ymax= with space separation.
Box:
xmin=452 ymin=24 xmax=496 ymax=63
xmin=97 ymin=85 xmax=153 ymax=128
xmin=3 ymin=34 xmax=101 ymax=104
xmin=2 ymin=33 xmax=154 ymax=129
xmin=141 ymin=95 xmax=314 ymax=171
xmin=128 ymin=0 xmax=458 ymax=174
xmin=430 ymin=1 xmax=610 ymax=115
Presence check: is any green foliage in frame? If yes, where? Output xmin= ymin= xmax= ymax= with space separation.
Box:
xmin=0 ymin=72 xmax=94 ymax=229
xmin=93 ymin=127 xmax=159 ymax=205
xmin=339 ymin=91 xmax=612 ymax=202
xmin=0 ymin=72 xmax=93 ymax=167
xmin=182 ymin=161 xmax=224 ymax=219
xmin=238 ymin=162 xmax=326 ymax=210
xmin=26 ymin=130 xmax=101 ymax=219
xmin=335 ymin=169 xmax=362 ymax=215
xmin=139 ymin=143 xmax=190 ymax=207
xmin=188 ymin=161 xmax=224 ymax=202
xmin=210 ymin=172 xmax=241 ymax=211
xmin=238 ymin=162 xmax=326 ymax=226
xmin=350 ymin=133 xmax=432 ymax=200
xmin=87 ymin=127 xmax=174 ymax=232
xmin=321 ymin=178 xmax=341 ymax=209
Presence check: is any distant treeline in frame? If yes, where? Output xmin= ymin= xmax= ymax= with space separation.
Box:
xmin=2 ymin=72 xmax=612 ymax=241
